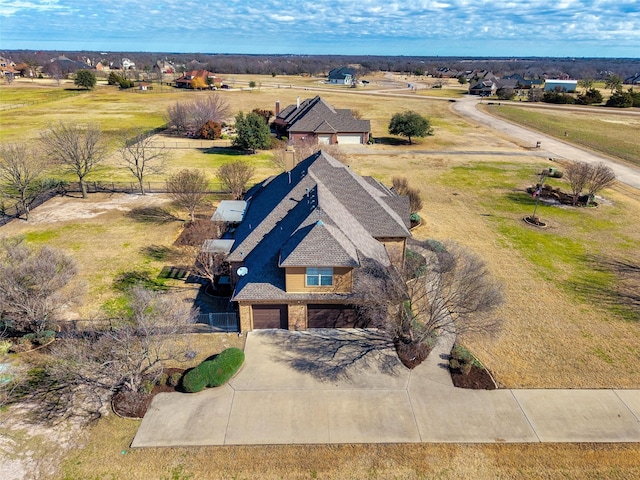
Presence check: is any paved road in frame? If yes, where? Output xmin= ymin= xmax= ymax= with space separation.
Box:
xmin=453 ymin=97 xmax=640 ymax=190
xmin=132 ymin=330 xmax=640 ymax=447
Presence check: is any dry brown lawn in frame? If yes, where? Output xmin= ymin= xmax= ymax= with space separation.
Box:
xmin=61 ymin=414 xmax=640 ymax=480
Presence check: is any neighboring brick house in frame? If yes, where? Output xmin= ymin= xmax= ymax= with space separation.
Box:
xmin=174 ymin=70 xmax=219 ymax=88
xmin=215 ymin=150 xmax=411 ymax=332
xmin=273 ymin=96 xmax=371 ymax=145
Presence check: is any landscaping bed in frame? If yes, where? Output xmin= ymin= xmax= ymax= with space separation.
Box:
xmin=111 ymin=368 xmax=185 ymax=419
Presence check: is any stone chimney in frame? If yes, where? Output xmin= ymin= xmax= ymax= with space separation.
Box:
xmin=284 ymin=146 xmax=296 ymax=172
xmin=275 ymin=100 xmax=280 ymax=116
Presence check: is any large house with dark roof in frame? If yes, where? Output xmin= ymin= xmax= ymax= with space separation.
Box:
xmin=213 ymin=150 xmax=410 ymax=332
xmin=328 ymin=66 xmax=356 ymax=85
xmin=273 ymin=96 xmax=371 ymax=145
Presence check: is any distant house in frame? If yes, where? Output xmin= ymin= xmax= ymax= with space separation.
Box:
xmin=121 ymin=58 xmax=136 ymax=70
xmin=624 ymin=73 xmax=640 ymax=85
xmin=214 ymin=150 xmax=411 ymax=331
xmin=503 ymin=74 xmax=544 ymax=89
xmin=328 ymin=66 xmax=356 ymax=85
xmin=174 ymin=70 xmax=219 ymax=89
xmin=273 ymin=96 xmax=371 ymax=145
xmin=544 ymin=79 xmax=578 ymax=92
xmin=469 ymin=77 xmax=519 ymax=96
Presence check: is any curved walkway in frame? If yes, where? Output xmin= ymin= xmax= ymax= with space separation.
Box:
xmin=132 ymin=330 xmax=640 ymax=447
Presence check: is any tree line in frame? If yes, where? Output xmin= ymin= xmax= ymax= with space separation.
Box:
xmin=6 ymin=50 xmax=640 ymax=81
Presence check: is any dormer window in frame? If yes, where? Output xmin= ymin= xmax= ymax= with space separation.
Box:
xmin=306 ymin=267 xmax=333 ymax=287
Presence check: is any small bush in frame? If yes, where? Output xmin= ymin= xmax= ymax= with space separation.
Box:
xmin=0 ymin=340 xmax=12 ymax=355
xmin=168 ymin=371 xmax=182 ymax=387
xmin=201 ymin=348 xmax=245 ymax=387
xmin=450 ymin=344 xmax=475 ymax=375
xmin=10 ymin=337 xmax=34 ymax=353
xmin=182 ymin=367 xmax=207 ymax=393
xmin=183 ymin=347 xmax=245 ymax=393
xmin=156 ymin=373 xmax=169 ymax=386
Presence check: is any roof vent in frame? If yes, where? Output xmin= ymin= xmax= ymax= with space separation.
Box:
xmin=316 ymin=220 xmax=324 ymax=226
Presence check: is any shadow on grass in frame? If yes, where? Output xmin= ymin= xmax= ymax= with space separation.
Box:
xmin=569 ymin=254 xmax=640 ymax=322
xmin=373 ymin=136 xmax=409 ymax=146
xmin=201 ymin=146 xmax=251 ymax=155
xmin=269 ymin=329 xmax=402 ymax=382
xmin=125 ymin=207 xmax=182 ymax=224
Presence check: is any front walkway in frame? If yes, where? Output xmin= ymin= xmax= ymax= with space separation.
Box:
xmin=131 ymin=330 xmax=640 ymax=447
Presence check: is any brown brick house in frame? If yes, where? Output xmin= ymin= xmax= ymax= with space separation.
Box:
xmin=216 ymin=150 xmax=410 ymax=332
xmin=273 ymin=96 xmax=371 ymax=145
xmin=175 ymin=70 xmax=219 ymax=89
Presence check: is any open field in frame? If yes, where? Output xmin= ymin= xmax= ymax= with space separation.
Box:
xmin=1 ymin=77 xmax=639 ymax=479
xmin=483 ymin=103 xmax=640 ymax=167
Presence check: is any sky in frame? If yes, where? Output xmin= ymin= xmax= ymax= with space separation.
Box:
xmin=0 ymin=0 xmax=639 ymax=58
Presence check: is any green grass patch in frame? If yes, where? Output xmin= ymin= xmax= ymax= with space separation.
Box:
xmin=484 ymin=104 xmax=640 ymax=167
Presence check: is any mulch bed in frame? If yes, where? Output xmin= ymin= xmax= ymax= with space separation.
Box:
xmin=394 ymin=338 xmax=432 ymax=369
xmin=111 ymin=368 xmax=185 ymax=419
xmin=450 ymin=365 xmax=496 ymax=390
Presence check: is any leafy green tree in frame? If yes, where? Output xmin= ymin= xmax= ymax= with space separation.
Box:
xmin=74 ymin=69 xmax=97 ymax=90
xmin=233 ymin=111 xmax=271 ymax=153
xmin=388 ymin=111 xmax=433 ymax=145
xmin=604 ymin=74 xmax=622 ymax=94
xmin=457 ymin=76 xmax=468 ymax=85
xmin=576 ymin=88 xmax=603 ymax=105
xmin=249 ymin=80 xmax=257 ymax=88
xmin=496 ymin=87 xmax=515 ymax=100
xmin=606 ymin=91 xmax=632 ymax=108
xmin=578 ymin=79 xmax=595 ymax=92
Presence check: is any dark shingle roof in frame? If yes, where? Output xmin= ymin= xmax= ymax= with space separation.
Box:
xmin=275 ymin=96 xmax=370 ymax=135
xmin=228 ymin=151 xmax=410 ymax=302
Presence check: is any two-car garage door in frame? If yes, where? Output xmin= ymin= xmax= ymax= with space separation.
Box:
xmin=336 ymin=134 xmax=363 ymax=145
xmin=307 ymin=304 xmax=359 ymax=328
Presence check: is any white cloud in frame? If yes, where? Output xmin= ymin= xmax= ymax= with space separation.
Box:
xmin=1 ymin=0 xmax=638 ymax=56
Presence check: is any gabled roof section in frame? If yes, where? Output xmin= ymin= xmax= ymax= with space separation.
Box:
xmin=279 ymin=220 xmax=359 ymax=267
xmin=275 ymin=96 xmax=370 ymax=135
xmin=328 ymin=66 xmax=356 ymax=80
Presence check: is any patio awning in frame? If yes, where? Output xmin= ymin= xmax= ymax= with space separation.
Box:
xmin=201 ymin=239 xmax=235 ymax=254
xmin=211 ymin=200 xmax=247 ymax=223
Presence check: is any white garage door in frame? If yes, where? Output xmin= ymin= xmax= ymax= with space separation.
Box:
xmin=318 ymin=135 xmax=331 ymax=144
xmin=337 ymin=134 xmax=363 ymax=145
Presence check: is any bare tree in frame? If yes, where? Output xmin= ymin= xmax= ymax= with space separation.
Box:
xmin=166 ymin=101 xmax=189 ymax=135
xmin=166 ymin=169 xmax=209 ymax=222
xmin=0 ymin=143 xmax=51 ymax=220
xmin=10 ymin=288 xmax=197 ymax=423
xmin=392 ymin=176 xmax=423 ymax=214
xmin=587 ymin=162 xmax=616 ymax=204
xmin=40 ymin=122 xmax=105 ymax=198
xmin=193 ymin=249 xmax=229 ymax=289
xmin=106 ymin=286 xmax=197 ymax=392
xmin=119 ymin=129 xmax=166 ymax=194
xmin=192 ymin=95 xmax=229 ymax=128
xmin=216 ymin=160 xmax=255 ymax=200
xmin=354 ymin=240 xmax=503 ymax=367
xmin=0 ymin=238 xmax=78 ymax=332
xmin=565 ymin=161 xmax=593 ymax=206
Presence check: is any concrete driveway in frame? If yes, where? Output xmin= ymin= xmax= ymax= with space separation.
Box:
xmin=132 ymin=330 xmax=640 ymax=447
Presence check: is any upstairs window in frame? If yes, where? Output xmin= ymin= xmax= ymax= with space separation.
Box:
xmin=306 ymin=267 xmax=333 ymax=287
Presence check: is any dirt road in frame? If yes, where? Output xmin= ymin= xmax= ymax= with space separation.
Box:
xmin=453 ymin=97 xmax=640 ymax=190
